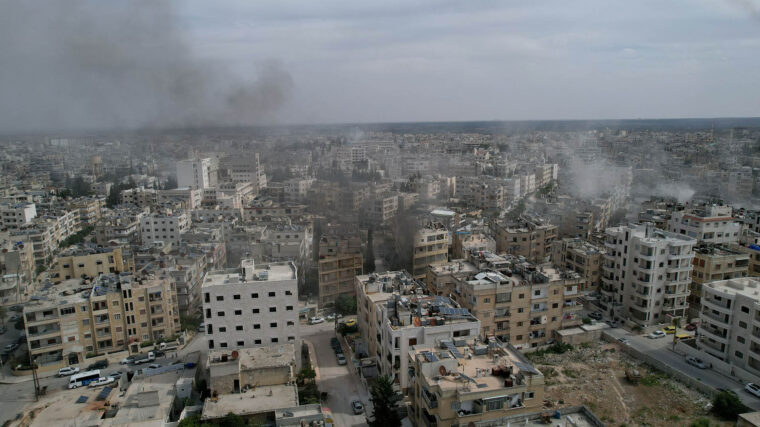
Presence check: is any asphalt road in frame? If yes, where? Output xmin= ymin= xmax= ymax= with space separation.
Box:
xmin=302 ymin=321 xmax=371 ymax=427
xmin=606 ymin=328 xmax=760 ymax=411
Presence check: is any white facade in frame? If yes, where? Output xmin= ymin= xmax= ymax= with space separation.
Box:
xmin=697 ymin=278 xmax=760 ymax=377
xmin=202 ymin=260 xmax=300 ymax=351
xmin=139 ymin=211 xmax=189 ymax=246
xmin=177 ymin=158 xmax=215 ymax=190
xmin=0 ymin=203 xmax=36 ymax=231
xmin=669 ymin=205 xmax=740 ymax=245
xmin=601 ymin=223 xmax=696 ymax=326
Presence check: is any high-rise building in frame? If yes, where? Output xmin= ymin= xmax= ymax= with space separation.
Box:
xmin=668 ymin=204 xmax=740 ymax=245
xmin=318 ymin=234 xmax=363 ymax=308
xmin=494 ymin=216 xmax=557 ymax=264
xmin=551 ymin=237 xmax=603 ymax=292
xmin=412 ymin=223 xmax=450 ymax=280
xmin=177 ymin=158 xmax=216 ymax=190
xmin=688 ymin=244 xmax=749 ymax=319
xmin=600 ymin=223 xmax=695 ymax=326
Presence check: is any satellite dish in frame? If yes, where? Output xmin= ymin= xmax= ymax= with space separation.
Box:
xmin=439 ymin=365 xmax=447 ymax=376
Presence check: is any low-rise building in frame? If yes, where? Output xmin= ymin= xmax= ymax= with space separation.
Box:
xmin=49 ymin=246 xmax=134 ymax=281
xmin=408 ymin=338 xmax=545 ymax=427
xmin=139 ymin=210 xmax=190 ymax=246
xmin=355 ymin=271 xmax=481 ymax=392
xmin=208 ymin=344 xmax=297 ymax=395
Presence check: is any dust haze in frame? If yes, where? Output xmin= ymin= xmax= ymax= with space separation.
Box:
xmin=0 ymin=0 xmax=293 ymax=133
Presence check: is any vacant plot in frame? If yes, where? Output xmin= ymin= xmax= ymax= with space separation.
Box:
xmin=529 ymin=341 xmax=733 ymax=427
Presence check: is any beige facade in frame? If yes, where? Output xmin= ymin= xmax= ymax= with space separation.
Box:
xmin=318 ymin=235 xmax=363 ymax=308
xmin=412 ymin=224 xmax=450 ymax=279
xmin=551 ymin=237 xmax=603 ymax=291
xmin=409 ymin=339 xmax=545 ymax=427
xmin=494 ymin=216 xmax=557 ymax=264
xmin=23 ymin=273 xmax=180 ymax=370
xmin=730 ymin=244 xmax=760 ymax=277
xmin=424 ymin=260 xmax=477 ymax=297
xmin=452 ymin=264 xmax=583 ymax=349
xmin=208 ymin=344 xmax=296 ymax=395
xmin=50 ymin=246 xmax=134 ymax=281
xmin=688 ymin=245 xmax=749 ymax=319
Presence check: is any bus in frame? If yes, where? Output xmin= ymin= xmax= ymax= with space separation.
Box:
xmin=68 ymin=370 xmax=101 ymax=389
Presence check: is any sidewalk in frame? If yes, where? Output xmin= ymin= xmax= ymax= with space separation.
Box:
xmin=0 ymin=368 xmax=57 ymax=384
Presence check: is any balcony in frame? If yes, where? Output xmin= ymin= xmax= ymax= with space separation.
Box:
xmin=702 ymin=298 xmax=732 ymax=315
xmin=700 ymin=325 xmax=728 ymax=343
xmin=422 ymin=391 xmax=438 ymax=409
xmin=28 ymin=325 xmax=61 ymax=338
xmin=701 ymin=310 xmax=730 ymax=327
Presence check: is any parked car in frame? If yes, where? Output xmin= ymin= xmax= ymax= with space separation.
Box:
xmin=685 ymin=356 xmax=709 ymax=369
xmin=746 ymin=383 xmax=760 ymax=398
xmin=3 ymin=343 xmax=19 ymax=352
xmin=343 ymin=319 xmax=357 ymax=327
xmin=588 ymin=312 xmax=603 ymax=320
xmin=108 ymin=371 xmax=123 ymax=380
xmin=147 ymin=363 xmax=161 ymax=369
xmin=351 ymin=400 xmax=365 ymax=414
xmin=336 ymin=354 xmax=347 ymax=365
xmin=309 ymin=317 xmax=325 ymax=325
xmin=685 ymin=322 xmax=698 ymax=331
xmin=648 ymin=330 xmax=666 ymax=339
xmin=606 ymin=320 xmax=619 ymax=328
xmin=57 ymin=367 xmax=80 ymax=377
xmin=153 ymin=350 xmax=165 ymax=358
xmin=326 ymin=314 xmax=335 ymax=321
xmin=9 ymin=314 xmax=19 ymax=322
xmin=120 ymin=356 xmax=136 ymax=365
xmin=662 ymin=326 xmax=676 ymax=334
xmin=675 ymin=333 xmax=692 ymax=342
xmin=88 ymin=377 xmax=116 ymax=388
xmin=87 ymin=360 xmax=109 ymax=370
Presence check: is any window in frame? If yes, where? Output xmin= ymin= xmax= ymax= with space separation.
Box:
xmin=271 ymin=338 xmax=279 ymax=343
xmin=253 ymin=324 xmax=261 ymax=329
xmin=735 ymin=351 xmax=744 ymax=359
xmin=285 ymin=290 xmax=293 ymax=296
xmin=82 ymin=319 xmax=90 ymax=326
xmin=525 ymin=391 xmax=535 ymax=399
xmin=252 ymin=308 xmax=260 ymax=314
xmin=234 ymin=309 xmax=242 ymax=315
xmin=270 ymin=322 xmax=277 ymax=327
xmin=235 ymin=325 xmax=243 ymax=331
xmin=237 ymin=341 xmax=245 ymax=346
xmin=216 ymin=296 xmax=224 ymax=301
xmin=268 ymin=292 xmax=276 ymax=297
xmin=251 ymin=293 xmax=259 ymax=298
xmin=286 ymin=305 xmax=294 ymax=311
xmin=233 ymin=294 xmax=241 ymax=300
xmin=740 ymin=321 xmax=748 ymax=329
xmin=737 ymin=336 xmax=746 ymax=344
xmin=288 ymin=336 xmax=295 ymax=342
xmin=552 ymin=303 xmax=558 ymax=308
xmin=534 ymin=290 xmax=541 ymax=296
xmin=287 ymin=321 xmax=295 ymax=326
xmin=742 ymin=306 xmax=750 ymax=313
xmin=217 ymin=311 xmax=225 ymax=317
xmin=519 ymin=293 xmax=524 ymax=299
xmin=219 ymin=327 xmax=227 ymax=332
xmin=220 ymin=342 xmax=228 ymax=348
xmin=254 ymin=339 xmax=262 ymax=344
xmin=269 ymin=307 xmax=277 ymax=312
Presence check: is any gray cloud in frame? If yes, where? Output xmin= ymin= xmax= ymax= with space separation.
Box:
xmin=0 ymin=0 xmax=292 ymax=133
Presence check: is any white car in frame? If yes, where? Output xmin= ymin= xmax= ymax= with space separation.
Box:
xmin=648 ymin=330 xmax=666 ymax=339
xmin=88 ymin=377 xmax=116 ymax=388
xmin=309 ymin=317 xmax=325 ymax=325
xmin=746 ymin=383 xmax=760 ymax=398
xmin=685 ymin=356 xmax=709 ymax=369
xmin=57 ymin=366 xmax=80 ymax=377
xmin=148 ymin=363 xmax=161 ymax=369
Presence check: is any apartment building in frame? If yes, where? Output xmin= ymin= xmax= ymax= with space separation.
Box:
xmin=120 ymin=187 xmax=159 ymax=207
xmin=50 ymin=246 xmax=134 ymax=281
xmin=425 ymin=260 xmax=478 ymax=297
xmin=318 ymin=234 xmax=363 ymax=308
xmin=669 ymin=204 xmax=740 ymax=244
xmin=158 ymin=187 xmax=203 ymax=209
xmin=94 ymin=207 xmax=148 ymax=245
xmin=494 ymin=216 xmax=557 ymax=264
xmin=69 ymin=197 xmax=105 ymax=226
xmin=0 ymin=238 xmax=34 ymax=300
xmin=202 ymin=260 xmax=299 ymax=351
xmin=600 ymin=223 xmax=696 ymax=326
xmin=139 ymin=211 xmax=190 ymax=246
xmin=0 ymin=202 xmax=36 ymax=231
xmin=366 ymin=192 xmax=399 ymax=225
xmin=23 ymin=273 xmax=179 ymax=371
xmin=729 ymin=243 xmax=760 ymax=277
xmin=551 ymin=237 xmax=603 ymax=291
xmin=408 ymin=338 xmax=545 ymax=427
xmin=453 ymin=263 xmax=583 ymax=348
xmin=688 ymin=245 xmax=749 ymax=319
xmin=177 ymin=158 xmax=216 ymax=190
xmin=697 ymin=278 xmax=760 ymax=377
xmin=412 ymin=224 xmax=450 ymax=279
xmin=355 ymin=271 xmax=481 ymax=392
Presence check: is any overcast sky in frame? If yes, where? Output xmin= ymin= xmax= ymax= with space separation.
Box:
xmin=1 ymin=0 xmax=759 ymax=132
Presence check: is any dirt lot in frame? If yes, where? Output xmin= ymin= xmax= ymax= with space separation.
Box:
xmin=528 ymin=341 xmax=734 ymax=427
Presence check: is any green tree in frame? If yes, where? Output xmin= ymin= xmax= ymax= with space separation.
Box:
xmin=297 ymin=362 xmax=316 ymax=384
xmin=712 ymin=390 xmax=749 ymax=420
xmin=364 ymin=228 xmax=376 ymax=274
xmin=369 ymin=376 xmax=401 ymax=427
xmin=335 ymin=294 xmax=357 ymax=316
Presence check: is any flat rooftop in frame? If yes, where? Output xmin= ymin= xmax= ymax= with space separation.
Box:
xmin=411 ymin=339 xmax=543 ymax=393
xmin=203 ymin=262 xmax=297 ymax=288
xmin=208 ymin=344 xmax=296 ymax=369
xmin=704 ymin=278 xmax=760 ymax=299
xmin=429 ymin=260 xmax=478 ymax=275
xmin=201 ymin=384 xmax=298 ymax=420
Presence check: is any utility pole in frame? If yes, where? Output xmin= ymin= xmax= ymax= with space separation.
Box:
xmin=30 ymin=354 xmax=40 ymax=401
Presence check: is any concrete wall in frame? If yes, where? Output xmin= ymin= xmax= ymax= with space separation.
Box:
xmin=674 ymin=340 xmax=760 ymax=386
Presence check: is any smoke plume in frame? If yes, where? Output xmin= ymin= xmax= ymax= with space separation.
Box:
xmin=0 ymin=0 xmax=293 ymax=133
